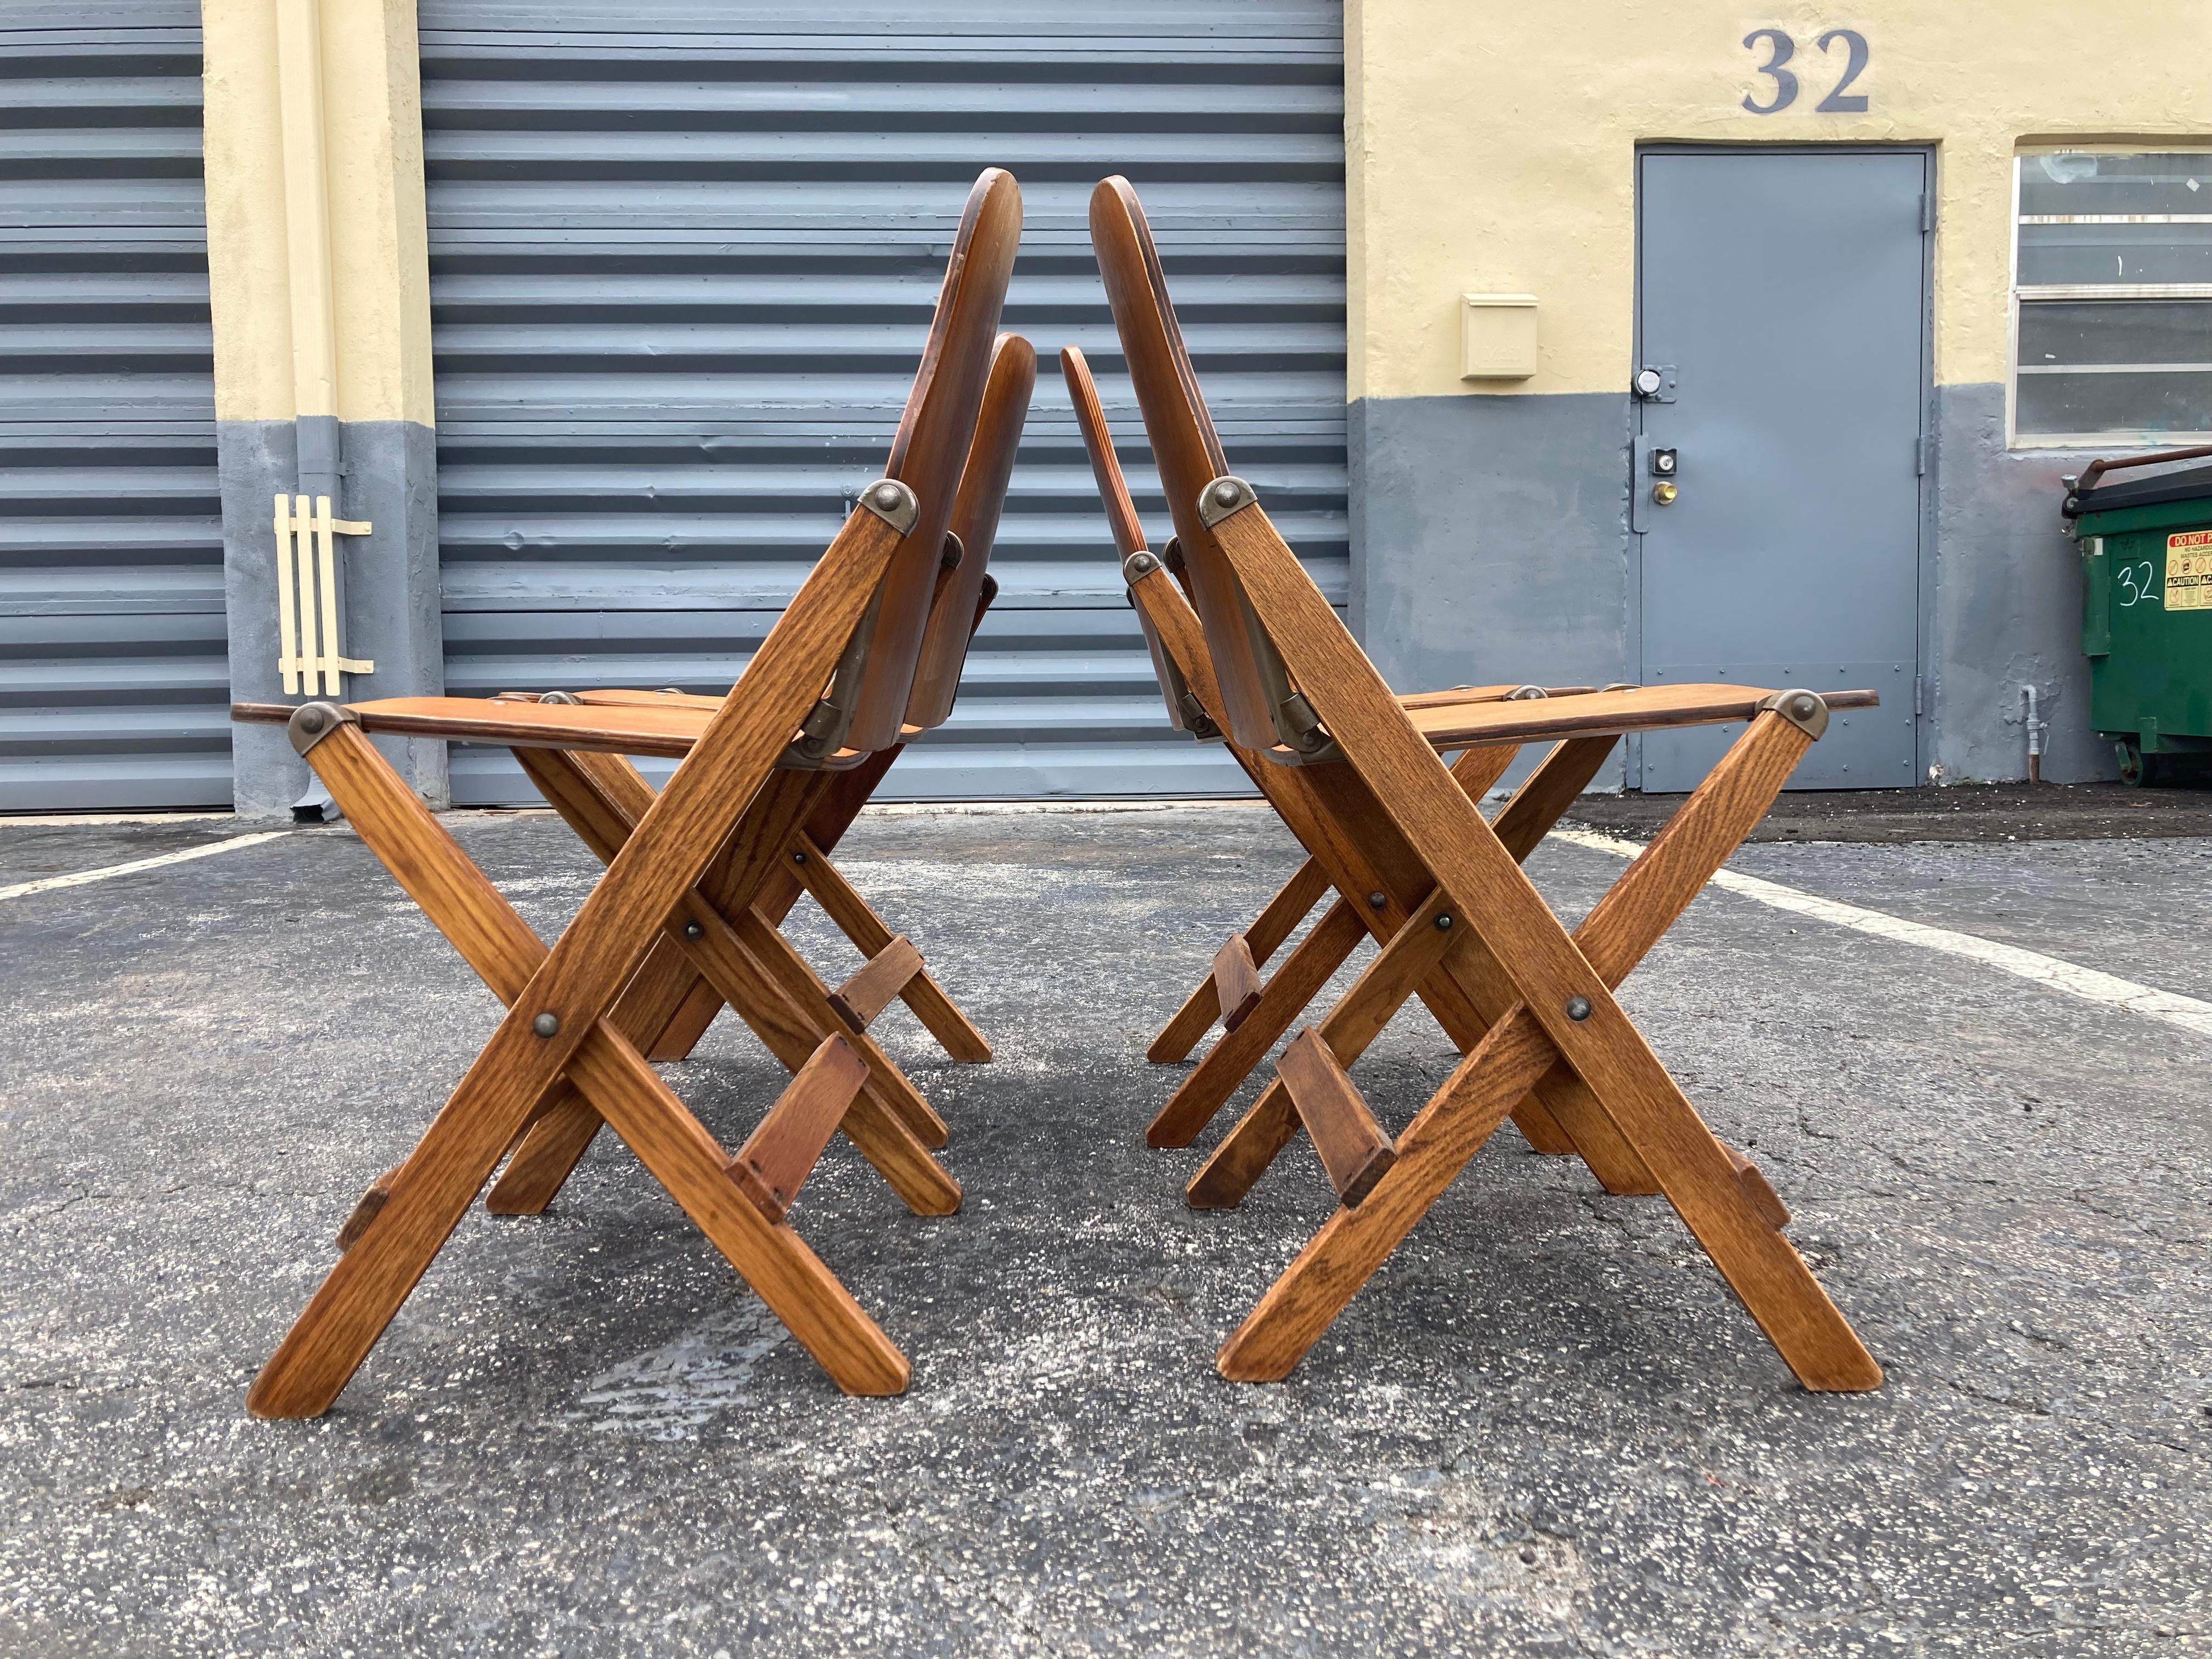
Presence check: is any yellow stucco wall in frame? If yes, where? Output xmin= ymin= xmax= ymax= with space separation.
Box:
xmin=201 ymin=0 xmax=434 ymax=426
xmin=1346 ymin=0 xmax=2212 ymax=401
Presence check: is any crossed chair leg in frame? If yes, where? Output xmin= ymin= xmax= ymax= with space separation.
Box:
xmin=1118 ymin=562 xmax=1611 ymax=1175
xmin=471 ymin=749 xmax=962 ymax=1218
xmin=253 ymin=712 xmax=958 ymax=1414
xmin=1185 ymin=487 xmax=1880 ymax=1392
xmin=1144 ymin=736 xmax=1657 ymax=1199
xmin=482 ymin=746 xmax=991 ymax=1217
xmin=1214 ymin=704 xmax=1846 ymax=1380
xmin=1180 ymin=733 xmax=1681 ymax=1208
xmin=631 ymin=745 xmax=993 ymax=1070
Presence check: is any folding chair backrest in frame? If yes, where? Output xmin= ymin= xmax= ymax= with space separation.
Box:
xmin=1089 ymin=177 xmax=1321 ymax=759
xmin=905 ymin=332 xmax=1036 ymax=730
xmin=831 ymin=168 xmax=1023 ymax=755
xmin=1060 ymin=343 xmax=1210 ymax=738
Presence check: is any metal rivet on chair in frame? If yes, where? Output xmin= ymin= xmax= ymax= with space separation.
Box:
xmin=682 ymin=921 xmax=704 ymax=941
xmin=870 ymin=482 xmax=904 ymax=511
xmin=1434 ymin=913 xmax=1453 ymax=930
xmin=532 ymin=1012 xmax=560 ymax=1038
xmin=1565 ymin=996 xmax=1592 ymax=1022
xmin=298 ymin=707 xmax=328 ymax=737
xmin=1212 ymin=480 xmax=1239 ymax=508
xmin=1367 ymin=891 xmax=1387 ymax=909
xmin=793 ymin=850 xmax=808 ymax=864
xmin=1790 ymin=693 xmax=1819 ymax=721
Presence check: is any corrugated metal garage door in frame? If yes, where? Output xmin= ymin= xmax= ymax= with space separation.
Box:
xmin=0 ymin=4 xmax=228 ymax=812
xmin=417 ymin=0 xmax=1345 ymax=802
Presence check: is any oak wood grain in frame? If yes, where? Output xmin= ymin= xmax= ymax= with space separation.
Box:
xmin=827 ymin=935 xmax=926 ymax=1032
xmin=1147 ymin=900 xmax=1367 ymax=1148
xmin=731 ymin=1036 xmax=872 ymax=1223
xmin=1276 ymin=1029 xmax=1397 ymax=1209
xmin=1210 ymin=935 xmax=1264 ymax=1034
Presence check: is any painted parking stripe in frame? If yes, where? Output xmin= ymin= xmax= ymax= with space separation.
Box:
xmin=1554 ymin=828 xmax=2212 ymax=1042
xmin=0 ymin=832 xmax=290 ymax=904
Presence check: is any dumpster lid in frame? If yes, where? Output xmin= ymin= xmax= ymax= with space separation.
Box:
xmin=2072 ymin=461 xmax=2212 ymax=517
xmin=2066 ymin=445 xmax=2212 ymax=519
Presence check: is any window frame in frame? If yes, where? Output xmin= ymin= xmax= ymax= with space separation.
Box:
xmin=2007 ymin=145 xmax=2212 ymax=450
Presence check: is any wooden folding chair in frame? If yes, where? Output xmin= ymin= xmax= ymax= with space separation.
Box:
xmin=1063 ymin=345 xmax=1641 ymax=1184
xmin=227 ymin=170 xmax=1023 ymax=1414
xmin=1088 ymin=175 xmax=1883 ymax=1390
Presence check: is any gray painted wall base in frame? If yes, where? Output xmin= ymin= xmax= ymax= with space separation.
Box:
xmin=1351 ymin=393 xmax=1633 ymax=792
xmin=1931 ymin=382 xmax=2117 ymax=785
xmin=218 ymin=419 xmax=446 ymax=818
xmin=1353 ymin=385 xmax=2120 ymax=792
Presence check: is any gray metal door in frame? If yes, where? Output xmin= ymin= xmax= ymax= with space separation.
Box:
xmin=1634 ymin=148 xmax=1927 ymax=791
xmin=0 ymin=4 xmax=227 ymax=811
xmin=417 ymin=0 xmax=1346 ymax=803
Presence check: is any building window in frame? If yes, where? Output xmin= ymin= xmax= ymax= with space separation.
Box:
xmin=2012 ymin=149 xmax=2212 ymax=447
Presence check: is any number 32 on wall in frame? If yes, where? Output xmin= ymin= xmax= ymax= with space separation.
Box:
xmin=1742 ymin=27 xmax=1870 ymax=114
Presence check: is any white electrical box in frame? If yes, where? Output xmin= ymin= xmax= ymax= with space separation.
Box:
xmin=1460 ymin=293 xmax=1539 ymax=380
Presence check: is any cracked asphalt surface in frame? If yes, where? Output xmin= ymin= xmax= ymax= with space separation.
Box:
xmin=2 ymin=801 xmax=2207 ymax=1655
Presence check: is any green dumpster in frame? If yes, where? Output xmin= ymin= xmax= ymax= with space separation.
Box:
xmin=2065 ymin=446 xmax=2212 ymax=785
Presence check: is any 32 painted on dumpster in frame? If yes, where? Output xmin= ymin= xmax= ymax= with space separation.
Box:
xmin=2169 ymin=530 xmax=2212 ymax=612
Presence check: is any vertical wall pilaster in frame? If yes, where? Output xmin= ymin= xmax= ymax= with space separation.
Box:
xmin=201 ymin=0 xmax=442 ymax=818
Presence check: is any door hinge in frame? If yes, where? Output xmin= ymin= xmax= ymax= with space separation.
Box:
xmin=1921 ymin=187 xmax=1937 ymax=234
xmin=1915 ymin=435 xmax=1928 ymax=476
xmin=1914 ymin=676 xmax=1925 ymax=718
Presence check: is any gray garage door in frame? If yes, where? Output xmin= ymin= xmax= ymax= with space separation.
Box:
xmin=417 ymin=0 xmax=1345 ymax=802
xmin=0 ymin=4 xmax=227 ymax=811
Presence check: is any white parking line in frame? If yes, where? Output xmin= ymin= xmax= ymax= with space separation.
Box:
xmin=0 ymin=832 xmax=290 ymax=903
xmin=1554 ymin=828 xmax=2212 ymax=1041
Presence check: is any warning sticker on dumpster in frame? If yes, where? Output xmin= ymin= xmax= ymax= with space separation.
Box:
xmin=2169 ymin=531 xmax=2212 ymax=611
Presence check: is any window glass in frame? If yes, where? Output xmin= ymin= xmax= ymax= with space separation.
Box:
xmin=2014 ymin=152 xmax=2212 ymax=443
xmin=2017 ymin=299 xmax=2212 ymax=366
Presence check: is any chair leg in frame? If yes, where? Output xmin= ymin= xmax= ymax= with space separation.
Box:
xmin=1175 ymin=735 xmax=1655 ymax=1196
xmin=485 ymin=757 xmax=828 ymax=1212
xmin=252 ymin=721 xmax=911 ymax=1414
xmin=517 ymin=747 xmax=958 ymax=1186
xmin=567 ymin=1024 xmax=910 ymax=1396
xmin=651 ymin=898 xmax=962 ymax=1217
xmin=483 ymin=932 xmax=719 ymax=1210
xmin=1149 ymin=738 xmax=1511 ymax=1072
xmin=782 ymin=833 xmax=994 ymax=1063
xmin=1187 ymin=887 xmax=1462 ymax=1208
xmin=482 ymin=944 xmax=693 ymax=1216
xmin=637 ymin=742 xmax=995 ymax=1069
xmin=1149 ymin=856 xmax=1331 ymax=1062
xmin=1146 ymin=900 xmax=1369 ymax=1148
xmin=1214 ymin=708 xmax=1882 ymax=1392
xmin=721 ymin=905 xmax=955 ymax=1158
xmin=646 ymin=977 xmax=730 ymax=1062
xmin=484 ymin=1096 xmax=601 ymax=1215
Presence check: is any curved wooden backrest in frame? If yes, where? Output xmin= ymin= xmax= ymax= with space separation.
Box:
xmin=1060 ymin=345 xmax=1148 ymax=558
xmin=1060 ymin=344 xmax=1201 ymax=736
xmin=839 ymin=168 xmax=1023 ymax=753
xmin=905 ymin=332 xmax=1036 ymax=729
xmin=1088 ymin=176 xmax=1285 ymax=753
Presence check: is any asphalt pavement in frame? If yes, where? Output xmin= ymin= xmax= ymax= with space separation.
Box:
xmin=2 ymin=797 xmax=2206 ymax=1656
